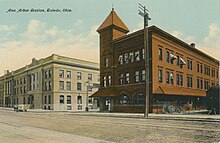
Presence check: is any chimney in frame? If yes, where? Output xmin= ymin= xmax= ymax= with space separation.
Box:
xmin=190 ymin=43 xmax=195 ymax=48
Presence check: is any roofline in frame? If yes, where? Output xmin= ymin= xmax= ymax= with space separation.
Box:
xmin=0 ymin=54 xmax=99 ymax=78
xmin=97 ymin=24 xmax=129 ymax=33
xmin=112 ymin=25 xmax=220 ymax=64
xmin=150 ymin=25 xmax=220 ymax=64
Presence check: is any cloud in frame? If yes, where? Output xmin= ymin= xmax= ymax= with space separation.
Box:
xmin=0 ymin=24 xmax=17 ymax=32
xmin=171 ymin=30 xmax=196 ymax=43
xmin=197 ymin=23 xmax=220 ymax=60
xmin=170 ymin=23 xmax=220 ymax=61
xmin=45 ymin=26 xmax=59 ymax=37
xmin=130 ymin=21 xmax=144 ymax=33
xmin=0 ymin=19 xmax=99 ymax=76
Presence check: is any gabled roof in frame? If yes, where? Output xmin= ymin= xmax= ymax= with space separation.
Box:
xmin=97 ymin=9 xmax=129 ymax=33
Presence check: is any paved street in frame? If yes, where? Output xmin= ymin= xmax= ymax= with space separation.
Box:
xmin=0 ymin=110 xmax=219 ymax=143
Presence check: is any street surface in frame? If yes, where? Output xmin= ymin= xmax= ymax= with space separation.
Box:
xmin=0 ymin=110 xmax=219 ymax=143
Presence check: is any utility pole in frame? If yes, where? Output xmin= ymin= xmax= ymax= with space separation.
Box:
xmin=138 ymin=3 xmax=151 ymax=118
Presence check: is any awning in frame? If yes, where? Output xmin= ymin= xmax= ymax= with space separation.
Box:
xmin=154 ymin=85 xmax=206 ymax=97
xmin=91 ymin=87 xmax=114 ymax=97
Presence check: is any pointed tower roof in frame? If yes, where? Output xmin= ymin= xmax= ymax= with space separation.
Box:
xmin=97 ymin=9 xmax=129 ymax=33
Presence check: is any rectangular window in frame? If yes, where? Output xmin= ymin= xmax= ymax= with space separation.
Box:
xmin=200 ymin=79 xmax=203 ymax=89
xmin=217 ymin=71 xmax=219 ymax=78
xmin=135 ymin=50 xmax=140 ymax=61
xmin=177 ymin=73 xmax=183 ymax=86
xmin=67 ymin=95 xmax=71 ymax=104
xmin=24 ymin=86 xmax=26 ymax=93
xmin=170 ymin=72 xmax=174 ymax=85
xmin=20 ymin=87 xmax=22 ymax=94
xmin=45 ymin=82 xmax=48 ymax=90
xmin=208 ymin=67 xmax=210 ymax=76
xmin=197 ymin=79 xmax=200 ymax=89
xmin=135 ymin=71 xmax=140 ymax=83
xmin=125 ymin=73 xmax=129 ymax=84
xmin=197 ymin=63 xmax=199 ymax=73
xmin=159 ymin=48 xmax=162 ymax=60
xmin=59 ymin=81 xmax=64 ymax=90
xmin=77 ymin=82 xmax=82 ymax=91
xmin=187 ymin=76 xmax=193 ymax=88
xmin=49 ymin=81 xmax=52 ymax=90
xmin=204 ymin=80 xmax=207 ymax=90
xmin=118 ymin=55 xmax=123 ymax=64
xmin=45 ymin=71 xmax=48 ymax=79
xmin=49 ymin=70 xmax=52 ymax=78
xmin=59 ymin=69 xmax=64 ymax=78
xmin=142 ymin=48 xmax=145 ymax=60
xmin=66 ymin=71 xmax=71 ymax=78
xmin=142 ymin=70 xmax=146 ymax=82
xmin=129 ymin=52 xmax=134 ymax=62
xmin=48 ymin=95 xmax=51 ymax=104
xmin=159 ymin=69 xmax=163 ymax=83
xmin=108 ymin=75 xmax=111 ymax=86
xmin=66 ymin=81 xmax=71 ymax=90
xmin=166 ymin=71 xmax=170 ymax=84
xmin=60 ymin=95 xmax=64 ymax=104
xmin=77 ymin=96 xmax=82 ymax=104
xmin=103 ymin=76 xmax=107 ymax=87
xmin=77 ymin=72 xmax=82 ymax=80
xmin=119 ymin=74 xmax=123 ymax=85
xmin=88 ymin=74 xmax=92 ymax=81
xmin=180 ymin=75 xmax=183 ymax=86
xmin=212 ymin=69 xmax=215 ymax=77
xmin=104 ymin=57 xmax=109 ymax=67
xmin=188 ymin=60 xmax=193 ymax=70
xmin=166 ymin=51 xmax=170 ymax=63
xmin=124 ymin=53 xmax=129 ymax=64
xmin=24 ymin=78 xmax=26 ymax=84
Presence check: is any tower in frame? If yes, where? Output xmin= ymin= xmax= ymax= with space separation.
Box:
xmin=97 ymin=9 xmax=129 ymax=88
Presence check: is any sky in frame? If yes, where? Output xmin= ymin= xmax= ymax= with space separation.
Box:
xmin=0 ymin=0 xmax=219 ymax=76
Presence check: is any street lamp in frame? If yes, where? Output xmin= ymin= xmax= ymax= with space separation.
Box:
xmin=138 ymin=3 xmax=151 ymax=118
xmin=85 ymin=81 xmax=93 ymax=112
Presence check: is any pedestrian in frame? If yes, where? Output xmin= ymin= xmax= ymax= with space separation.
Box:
xmin=14 ymin=105 xmax=18 ymax=112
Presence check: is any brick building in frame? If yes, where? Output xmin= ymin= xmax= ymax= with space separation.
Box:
xmin=0 ymin=54 xmax=100 ymax=111
xmin=92 ymin=9 xmax=219 ymax=113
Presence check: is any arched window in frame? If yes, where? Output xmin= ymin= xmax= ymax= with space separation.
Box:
xmin=120 ymin=95 xmax=130 ymax=105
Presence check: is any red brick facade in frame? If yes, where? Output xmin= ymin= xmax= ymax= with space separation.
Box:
xmin=92 ymin=9 xmax=219 ymax=113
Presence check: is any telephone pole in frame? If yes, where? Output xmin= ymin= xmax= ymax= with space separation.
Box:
xmin=138 ymin=3 xmax=151 ymax=118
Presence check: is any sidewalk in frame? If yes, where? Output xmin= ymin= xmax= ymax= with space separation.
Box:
xmin=1 ymin=107 xmax=219 ymax=122
xmin=68 ymin=111 xmax=220 ymax=122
